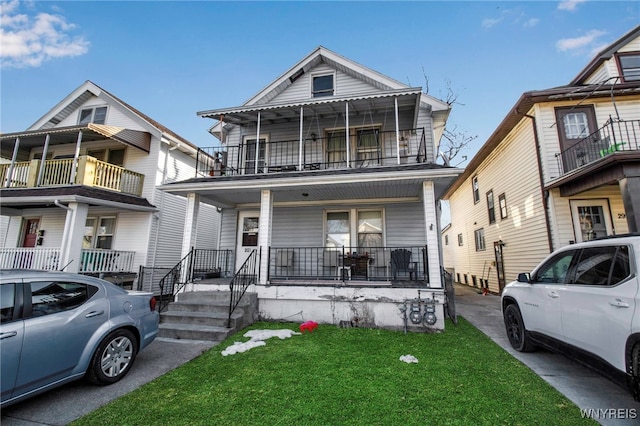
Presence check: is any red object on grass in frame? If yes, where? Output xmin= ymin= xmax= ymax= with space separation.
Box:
xmin=300 ymin=321 xmax=318 ymax=333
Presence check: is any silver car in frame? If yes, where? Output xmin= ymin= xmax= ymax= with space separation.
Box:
xmin=1 ymin=270 xmax=159 ymax=407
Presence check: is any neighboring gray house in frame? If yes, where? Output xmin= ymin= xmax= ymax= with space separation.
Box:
xmin=163 ymin=47 xmax=462 ymax=330
xmin=0 ymin=81 xmax=220 ymax=288
xmin=443 ymin=25 xmax=640 ymax=294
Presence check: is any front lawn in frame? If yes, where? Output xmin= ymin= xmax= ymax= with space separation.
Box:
xmin=74 ymin=319 xmax=595 ymax=425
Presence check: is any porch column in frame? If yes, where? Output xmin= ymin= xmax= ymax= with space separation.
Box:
xmin=620 ymin=176 xmax=640 ymax=233
xmin=345 ymin=102 xmax=350 ymax=167
xmin=394 ymin=96 xmax=400 ymax=164
xmin=298 ymin=106 xmax=304 ymax=170
xmin=36 ymin=134 xmax=51 ymax=186
xmin=255 ymin=111 xmax=261 ymax=174
xmin=59 ymin=202 xmax=89 ymax=273
xmin=70 ymin=130 xmax=83 ymax=184
xmin=4 ymin=137 xmax=19 ymax=188
xmin=422 ymin=181 xmax=441 ymax=287
xmin=258 ymin=189 xmax=273 ymax=285
xmin=181 ymin=193 xmax=200 ymax=260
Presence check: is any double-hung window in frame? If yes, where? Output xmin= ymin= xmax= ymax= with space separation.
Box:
xmin=325 ymin=209 xmax=383 ymax=251
xmin=79 ymin=106 xmax=107 ymax=125
xmin=474 ymin=229 xmax=485 ymax=251
xmin=83 ymin=216 xmax=116 ymax=249
xmin=472 ymin=176 xmax=480 ymax=204
xmin=312 ymin=74 xmax=334 ymax=97
xmin=487 ymin=190 xmax=495 ymax=224
xmin=618 ymin=53 xmax=640 ymax=82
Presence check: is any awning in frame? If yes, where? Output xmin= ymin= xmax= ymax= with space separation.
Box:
xmin=0 ymin=123 xmax=152 ymax=157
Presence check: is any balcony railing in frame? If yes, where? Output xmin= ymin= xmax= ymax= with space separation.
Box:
xmin=555 ymin=118 xmax=640 ymax=175
xmin=195 ymin=128 xmax=428 ymax=177
xmin=1 ymin=155 xmax=144 ymax=196
xmin=267 ymin=246 xmax=429 ymax=282
xmin=0 ymin=248 xmax=135 ymax=274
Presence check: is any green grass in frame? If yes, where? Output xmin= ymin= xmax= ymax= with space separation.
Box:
xmin=74 ymin=319 xmax=595 ymax=426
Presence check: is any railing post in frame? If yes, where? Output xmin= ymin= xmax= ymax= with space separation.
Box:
xmin=26 ymin=159 xmax=40 ymax=187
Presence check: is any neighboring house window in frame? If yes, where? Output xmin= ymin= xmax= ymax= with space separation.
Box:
xmin=617 ymin=53 xmax=640 ymax=82
xmin=487 ymin=190 xmax=495 ymax=224
xmin=472 ymin=176 xmax=479 ymax=204
xmin=457 ymin=233 xmax=463 ymax=246
xmin=445 ymin=235 xmax=449 ymax=245
xmin=83 ymin=216 xmax=116 ymax=249
xmin=312 ymin=74 xmax=334 ymax=97
xmin=499 ymin=193 xmax=508 ymax=219
xmin=79 ymin=106 xmax=107 ymax=125
xmin=474 ymin=229 xmax=485 ymax=251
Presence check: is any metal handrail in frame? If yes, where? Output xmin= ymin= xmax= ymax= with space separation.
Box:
xmin=158 ymin=248 xmax=195 ymax=312
xmin=228 ymin=248 xmax=259 ymax=327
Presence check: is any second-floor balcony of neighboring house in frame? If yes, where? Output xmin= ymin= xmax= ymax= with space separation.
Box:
xmin=555 ymin=118 xmax=640 ymax=176
xmin=1 ymin=124 xmax=150 ymax=196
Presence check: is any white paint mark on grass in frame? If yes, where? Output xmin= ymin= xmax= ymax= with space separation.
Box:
xmin=222 ymin=329 xmax=301 ymax=356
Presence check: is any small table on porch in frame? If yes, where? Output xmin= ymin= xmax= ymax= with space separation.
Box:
xmin=344 ymin=254 xmax=370 ymax=279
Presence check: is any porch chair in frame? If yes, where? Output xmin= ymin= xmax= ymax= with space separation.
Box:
xmin=276 ymin=249 xmax=294 ymax=277
xmin=390 ymin=249 xmax=417 ymax=280
xmin=323 ymin=250 xmax=350 ymax=280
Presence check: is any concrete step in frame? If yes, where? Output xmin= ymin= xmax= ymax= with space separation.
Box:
xmin=160 ymin=310 xmax=245 ymax=328
xmin=177 ymin=291 xmax=257 ymax=304
xmin=158 ymin=323 xmax=231 ymax=342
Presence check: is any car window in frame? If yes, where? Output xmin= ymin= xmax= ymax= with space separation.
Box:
xmin=29 ymin=281 xmax=98 ymax=317
xmin=533 ymin=251 xmax=576 ymax=284
xmin=1 ymin=283 xmax=16 ymax=323
xmin=610 ymin=246 xmax=631 ymax=285
xmin=568 ymin=246 xmax=631 ymax=286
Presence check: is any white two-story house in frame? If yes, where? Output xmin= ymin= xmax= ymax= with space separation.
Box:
xmin=162 ymin=47 xmax=462 ymax=330
xmin=0 ymin=81 xmax=221 ymax=289
xmin=443 ymin=25 xmax=640 ymax=294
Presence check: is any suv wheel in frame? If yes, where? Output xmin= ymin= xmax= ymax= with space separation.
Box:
xmin=504 ymin=304 xmax=536 ymax=352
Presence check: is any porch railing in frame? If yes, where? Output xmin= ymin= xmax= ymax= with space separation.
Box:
xmin=0 ymin=247 xmax=61 ymax=270
xmin=1 ymin=156 xmax=144 ymax=196
xmin=228 ymin=248 xmax=259 ymax=327
xmin=79 ymin=249 xmax=136 ymax=274
xmin=267 ymin=246 xmax=429 ymax=282
xmin=555 ymin=118 xmax=640 ymax=175
xmin=195 ymin=128 xmax=428 ymax=177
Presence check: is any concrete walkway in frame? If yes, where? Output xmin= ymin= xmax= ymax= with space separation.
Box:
xmin=454 ymin=283 xmax=640 ymax=426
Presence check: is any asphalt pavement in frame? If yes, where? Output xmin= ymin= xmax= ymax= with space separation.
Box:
xmin=453 ymin=283 xmax=640 ymax=426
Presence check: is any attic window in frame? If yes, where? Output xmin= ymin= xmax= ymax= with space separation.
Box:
xmin=79 ymin=106 xmax=107 ymax=125
xmin=312 ymin=74 xmax=334 ymax=98
xmin=618 ymin=53 xmax=640 ymax=82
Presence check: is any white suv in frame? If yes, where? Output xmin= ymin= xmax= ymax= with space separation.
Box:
xmin=501 ymin=234 xmax=640 ymax=400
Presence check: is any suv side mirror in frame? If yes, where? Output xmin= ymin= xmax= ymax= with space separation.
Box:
xmin=517 ymin=273 xmax=531 ymax=283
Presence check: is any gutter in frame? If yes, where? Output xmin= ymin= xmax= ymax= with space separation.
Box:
xmin=54 ymin=200 xmax=70 ymax=211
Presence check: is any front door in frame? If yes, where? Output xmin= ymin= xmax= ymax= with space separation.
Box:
xmin=555 ymin=105 xmax=598 ymax=172
xmin=236 ymin=211 xmax=259 ymax=272
xmin=570 ymin=199 xmax=613 ymax=242
xmin=21 ymin=219 xmax=39 ymax=248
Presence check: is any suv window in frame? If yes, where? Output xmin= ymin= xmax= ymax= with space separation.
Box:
xmin=534 ymin=251 xmax=576 ymax=283
xmin=1 ymin=283 xmax=16 ymax=323
xmin=29 ymin=281 xmax=98 ymax=317
xmin=569 ymin=245 xmax=630 ymax=286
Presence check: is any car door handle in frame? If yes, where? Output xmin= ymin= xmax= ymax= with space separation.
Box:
xmin=548 ymin=291 xmax=559 ymax=299
xmin=0 ymin=331 xmax=17 ymax=340
xmin=609 ymin=299 xmax=629 ymax=308
xmin=85 ymin=310 xmax=105 ymax=318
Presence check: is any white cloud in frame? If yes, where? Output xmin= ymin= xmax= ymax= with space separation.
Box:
xmin=0 ymin=0 xmax=89 ymax=69
xmin=556 ymin=30 xmax=607 ymax=53
xmin=481 ymin=17 xmax=502 ymax=29
xmin=558 ymin=0 xmax=587 ymax=12
xmin=523 ymin=18 xmax=540 ymax=28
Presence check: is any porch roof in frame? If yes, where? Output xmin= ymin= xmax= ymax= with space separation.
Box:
xmin=161 ymin=163 xmax=463 ymax=209
xmin=0 ymin=185 xmax=157 ymax=215
xmin=197 ymin=88 xmax=425 ymax=127
xmin=0 ymin=123 xmax=152 ymax=156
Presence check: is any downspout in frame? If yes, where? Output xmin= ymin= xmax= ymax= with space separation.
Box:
xmin=519 ymin=111 xmax=554 ymax=253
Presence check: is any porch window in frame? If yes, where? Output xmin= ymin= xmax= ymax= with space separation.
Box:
xmin=83 ymin=216 xmax=116 ymax=249
xmin=355 ymin=128 xmax=381 ymax=167
xmin=312 ymin=74 xmax=334 ymax=98
xmin=618 ymin=53 xmax=640 ymax=82
xmin=326 ymin=130 xmax=347 ymax=168
xmin=243 ymin=138 xmax=266 ymax=174
xmin=357 ymin=211 xmax=382 ymax=249
xmin=487 ymin=190 xmax=495 ymax=224
xmin=325 ymin=209 xmax=384 ymax=251
xmin=79 ymin=106 xmax=107 ymax=125
xmin=326 ymin=212 xmax=350 ymax=248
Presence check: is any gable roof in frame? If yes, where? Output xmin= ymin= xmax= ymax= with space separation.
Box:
xmin=571 ymin=25 xmax=640 ymax=85
xmin=26 ymin=81 xmax=199 ymax=154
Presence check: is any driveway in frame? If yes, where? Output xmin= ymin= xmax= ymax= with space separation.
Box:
xmin=454 ymin=283 xmax=640 ymax=426
xmin=1 ymin=338 xmax=215 ymax=426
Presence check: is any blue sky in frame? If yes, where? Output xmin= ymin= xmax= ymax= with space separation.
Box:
xmin=1 ymin=0 xmax=639 ymax=163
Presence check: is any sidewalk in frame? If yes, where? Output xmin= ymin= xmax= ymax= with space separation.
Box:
xmin=453 ymin=283 xmax=640 ymax=426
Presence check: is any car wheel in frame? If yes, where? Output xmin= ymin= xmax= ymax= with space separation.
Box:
xmin=86 ymin=329 xmax=138 ymax=385
xmin=504 ymin=304 xmax=536 ymax=352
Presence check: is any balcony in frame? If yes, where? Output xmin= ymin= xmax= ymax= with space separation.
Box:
xmin=555 ymin=119 xmax=640 ymax=175
xmin=195 ymin=128 xmax=428 ymax=177
xmin=0 ymin=248 xmax=136 ymax=274
xmin=1 ymin=155 xmax=144 ymax=196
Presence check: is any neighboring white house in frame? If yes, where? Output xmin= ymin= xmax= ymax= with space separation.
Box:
xmin=0 ymin=81 xmax=220 ymax=289
xmin=442 ymin=25 xmax=640 ymax=294
xmin=162 ymin=46 xmax=463 ymax=331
